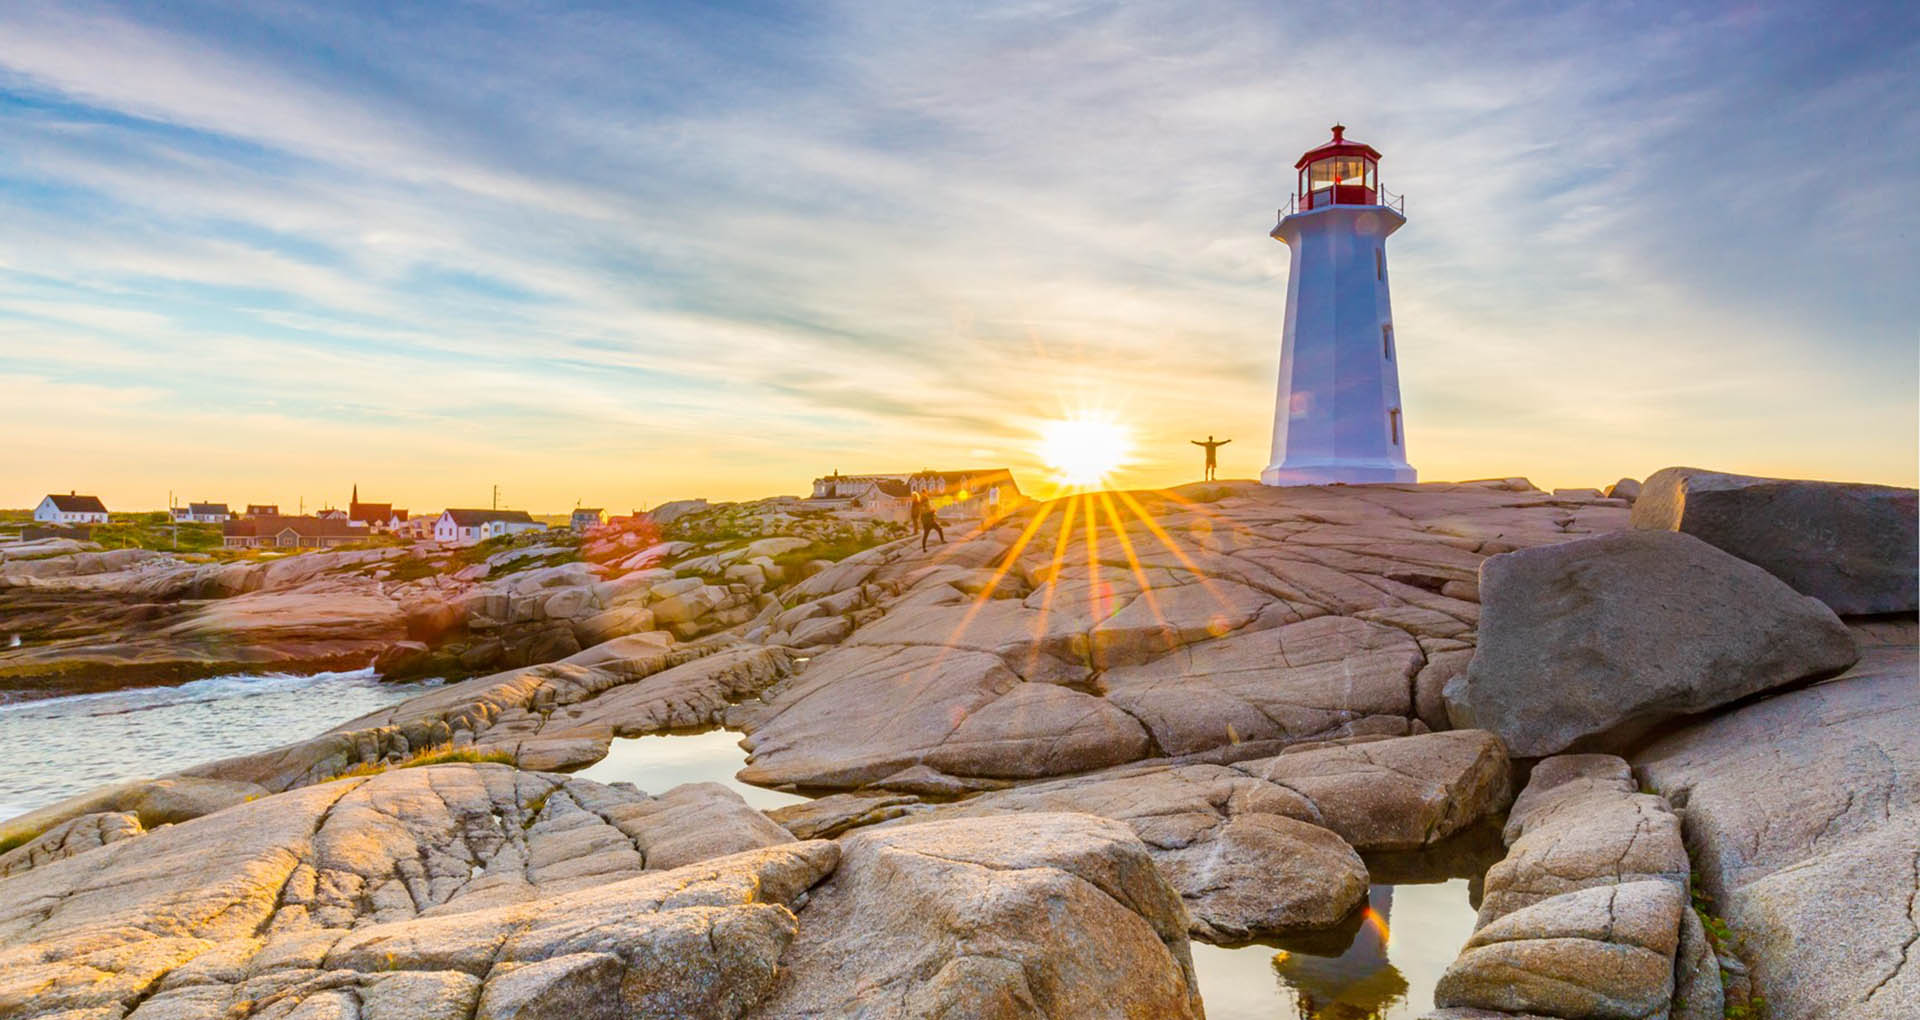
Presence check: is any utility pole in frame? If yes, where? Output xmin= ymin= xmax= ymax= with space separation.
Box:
xmin=492 ymin=484 xmax=500 ymax=511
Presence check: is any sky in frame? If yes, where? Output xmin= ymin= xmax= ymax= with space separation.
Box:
xmin=1 ymin=0 xmax=1915 ymax=513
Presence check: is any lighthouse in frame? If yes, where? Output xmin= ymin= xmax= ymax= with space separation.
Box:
xmin=1262 ymin=125 xmax=1416 ymax=486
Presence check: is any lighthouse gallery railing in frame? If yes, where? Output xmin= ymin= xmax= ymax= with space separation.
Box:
xmin=1279 ymin=187 xmax=1406 ymax=218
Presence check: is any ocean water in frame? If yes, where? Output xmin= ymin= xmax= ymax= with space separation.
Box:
xmin=575 ymin=730 xmax=810 ymax=811
xmin=0 ymin=669 xmax=430 ymax=820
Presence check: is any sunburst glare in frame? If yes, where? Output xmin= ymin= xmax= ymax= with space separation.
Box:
xmin=1036 ymin=415 xmax=1132 ymax=491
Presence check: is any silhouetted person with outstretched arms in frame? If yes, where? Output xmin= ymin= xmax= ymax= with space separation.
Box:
xmin=1191 ymin=436 xmax=1231 ymax=480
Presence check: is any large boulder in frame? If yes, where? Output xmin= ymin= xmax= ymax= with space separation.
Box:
xmin=743 ymin=813 xmax=1205 ymax=1019
xmin=1632 ymin=466 xmax=1918 ymax=614
xmin=1451 ymin=530 xmax=1857 ymax=756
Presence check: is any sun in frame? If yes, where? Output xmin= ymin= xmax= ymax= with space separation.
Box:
xmin=1038 ymin=415 xmax=1132 ymax=490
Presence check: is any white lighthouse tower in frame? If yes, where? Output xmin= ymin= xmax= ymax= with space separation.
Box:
xmin=1262 ymin=125 xmax=1416 ymax=486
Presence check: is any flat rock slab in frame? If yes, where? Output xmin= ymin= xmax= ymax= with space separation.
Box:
xmin=1632 ymin=466 xmax=1918 ymax=614
xmin=1452 ymin=529 xmax=1857 ymax=757
xmin=0 ymin=763 xmax=800 ymax=1019
xmin=0 ymin=767 xmax=1210 ymax=1020
xmin=1634 ymin=633 xmax=1920 ymax=1019
xmin=731 ymin=482 xmax=1621 ymax=790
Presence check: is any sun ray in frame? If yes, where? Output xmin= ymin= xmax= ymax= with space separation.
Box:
xmin=1083 ymin=492 xmax=1105 ymax=634
xmin=1094 ymin=490 xmax=1176 ymax=661
xmin=1146 ymin=487 xmax=1267 ymax=543
xmin=1113 ymin=489 xmax=1252 ymax=626
xmin=930 ymin=498 xmax=1058 ymax=665
xmin=1022 ymin=492 xmax=1081 ymax=676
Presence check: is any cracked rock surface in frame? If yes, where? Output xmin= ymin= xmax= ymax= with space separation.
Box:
xmin=0 ymin=766 xmax=1204 ymax=1019
xmin=1634 ymin=622 xmax=1920 ymax=1019
xmin=731 ymin=480 xmax=1623 ymax=791
xmin=1435 ymin=753 xmax=1701 ymax=1020
xmin=853 ymin=728 xmax=1511 ymax=941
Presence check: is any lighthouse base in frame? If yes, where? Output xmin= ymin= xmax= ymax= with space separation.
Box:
xmin=1261 ymin=460 xmax=1418 ymax=487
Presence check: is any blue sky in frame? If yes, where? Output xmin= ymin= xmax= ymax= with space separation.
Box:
xmin=2 ymin=0 xmax=1914 ymax=512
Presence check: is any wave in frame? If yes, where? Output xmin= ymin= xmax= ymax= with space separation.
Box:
xmin=0 ymin=667 xmax=384 ymax=720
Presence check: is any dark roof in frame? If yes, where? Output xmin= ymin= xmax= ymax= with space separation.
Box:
xmin=224 ymin=516 xmax=362 ymax=538
xmin=573 ymin=508 xmax=604 ymax=515
xmin=441 ymin=508 xmax=537 ymax=526
xmin=390 ymin=509 xmax=409 ymax=522
xmin=348 ymin=501 xmax=393 ymax=523
xmin=871 ymin=480 xmax=912 ymax=498
xmin=1293 ymin=124 xmax=1383 ymax=170
xmin=45 ymin=494 xmax=108 ymax=513
xmin=245 ymin=504 xmax=279 ymax=515
xmin=188 ymin=502 xmax=229 ymax=515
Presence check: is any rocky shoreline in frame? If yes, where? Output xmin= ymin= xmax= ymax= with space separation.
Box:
xmin=0 ymin=470 xmax=1913 ymax=1018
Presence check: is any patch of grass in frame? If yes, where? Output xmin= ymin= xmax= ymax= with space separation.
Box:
xmin=521 ymin=790 xmax=551 ymax=829
xmin=1691 ymin=877 xmax=1768 ymax=1019
xmin=323 ymin=746 xmax=518 ymax=783
xmin=89 ymin=513 xmax=224 ymax=552
xmin=379 ymin=555 xmax=452 ymax=583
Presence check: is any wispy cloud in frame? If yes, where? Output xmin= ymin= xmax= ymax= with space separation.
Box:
xmin=0 ymin=0 xmax=1912 ymax=511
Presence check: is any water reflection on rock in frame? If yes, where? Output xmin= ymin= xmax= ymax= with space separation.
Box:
xmin=1271 ymin=887 xmax=1408 ymax=1019
xmin=1189 ymin=825 xmax=1506 ymax=1020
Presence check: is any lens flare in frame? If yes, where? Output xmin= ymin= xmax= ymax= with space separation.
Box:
xmin=1037 ymin=415 xmax=1131 ymax=490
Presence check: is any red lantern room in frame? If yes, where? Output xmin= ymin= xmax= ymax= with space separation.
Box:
xmin=1294 ymin=124 xmax=1382 ymax=210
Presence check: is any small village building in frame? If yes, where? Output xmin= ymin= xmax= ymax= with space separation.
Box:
xmin=347 ymin=486 xmax=400 ymax=531
xmin=571 ymin=508 xmax=605 ymax=533
xmin=433 ymin=509 xmax=544 ymax=546
xmin=222 ymin=516 xmax=363 ymax=549
xmin=842 ymin=479 xmax=915 ymax=524
xmin=808 ymin=469 xmax=1026 ymax=522
xmin=316 ymin=508 xmax=348 ymax=521
xmin=171 ymin=502 xmax=231 ymax=523
xmin=393 ymin=514 xmax=435 ymax=541
xmin=243 ymin=504 xmax=279 ymax=518
xmin=810 ymin=471 xmax=908 ymax=500
xmin=907 ymin=469 xmax=1025 ymax=519
xmin=33 ymin=493 xmax=109 ymax=525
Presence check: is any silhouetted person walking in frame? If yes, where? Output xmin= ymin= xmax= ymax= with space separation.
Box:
xmin=1191 ymin=436 xmax=1231 ymax=480
xmin=916 ymin=495 xmax=945 ymax=551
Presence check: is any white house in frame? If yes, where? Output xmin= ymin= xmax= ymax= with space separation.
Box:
xmin=171 ymin=502 xmax=230 ymax=523
xmin=434 ymin=508 xmax=545 ymax=546
xmin=34 ymin=493 xmax=109 ymax=525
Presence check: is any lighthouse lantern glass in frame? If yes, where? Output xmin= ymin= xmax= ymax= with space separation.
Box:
xmin=1301 ymin=155 xmax=1378 ymax=209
